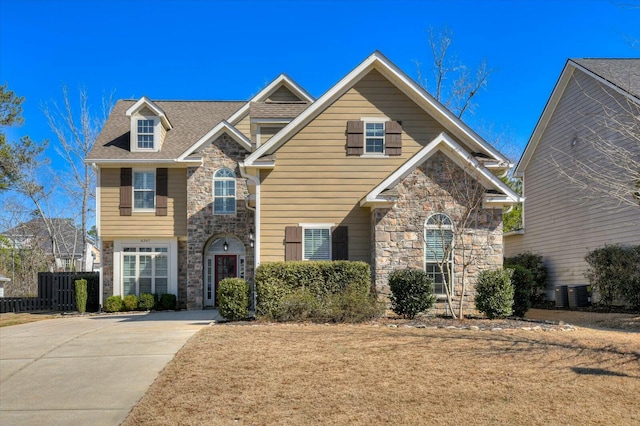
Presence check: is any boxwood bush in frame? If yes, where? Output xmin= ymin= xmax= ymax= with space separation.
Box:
xmin=138 ymin=293 xmax=156 ymax=310
xmin=504 ymin=252 xmax=547 ymax=304
xmin=123 ymin=294 xmax=139 ymax=311
xmin=388 ymin=268 xmax=436 ymax=319
xmin=504 ymin=265 xmax=535 ymax=317
xmin=475 ymin=268 xmax=514 ymax=319
xmin=255 ymin=261 xmax=382 ymax=322
xmin=218 ymin=278 xmax=250 ymax=321
xmin=157 ymin=293 xmax=177 ymax=310
xmin=105 ymin=295 xmax=124 ymax=312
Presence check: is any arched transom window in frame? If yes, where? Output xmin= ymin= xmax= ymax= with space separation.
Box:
xmin=424 ymin=213 xmax=454 ymax=295
xmin=213 ymin=168 xmax=236 ymax=214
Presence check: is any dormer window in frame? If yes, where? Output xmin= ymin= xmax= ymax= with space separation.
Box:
xmin=137 ymin=119 xmax=155 ymax=149
xmin=125 ymin=97 xmax=173 ymax=153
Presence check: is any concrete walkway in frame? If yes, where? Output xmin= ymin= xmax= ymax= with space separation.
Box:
xmin=0 ymin=310 xmax=222 ymax=426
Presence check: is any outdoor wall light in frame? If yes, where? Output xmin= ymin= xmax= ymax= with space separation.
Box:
xmin=249 ymin=228 xmax=255 ymax=248
xmin=223 ymin=236 xmax=229 ymax=251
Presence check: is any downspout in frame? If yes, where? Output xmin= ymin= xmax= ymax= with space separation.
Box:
xmin=241 ymin=166 xmax=260 ymax=313
xmin=94 ymin=164 xmax=103 ymax=311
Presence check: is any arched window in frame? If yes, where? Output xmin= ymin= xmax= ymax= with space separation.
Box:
xmin=213 ymin=168 xmax=236 ymax=214
xmin=424 ymin=213 xmax=454 ymax=295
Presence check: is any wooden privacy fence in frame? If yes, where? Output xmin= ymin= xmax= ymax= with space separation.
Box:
xmin=0 ymin=272 xmax=99 ymax=313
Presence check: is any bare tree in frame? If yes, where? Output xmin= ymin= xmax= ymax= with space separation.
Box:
xmin=550 ymin=73 xmax=640 ymax=210
xmin=415 ymin=26 xmax=493 ymax=119
xmin=402 ymin=153 xmax=502 ymax=319
xmin=42 ymin=86 xmax=113 ymax=271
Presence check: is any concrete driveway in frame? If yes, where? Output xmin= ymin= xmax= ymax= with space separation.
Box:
xmin=0 ymin=310 xmax=219 ymax=426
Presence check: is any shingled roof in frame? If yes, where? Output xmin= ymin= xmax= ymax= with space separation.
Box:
xmin=572 ymin=59 xmax=640 ymax=99
xmin=248 ymin=101 xmax=310 ymax=119
xmin=87 ymin=100 xmax=245 ymax=161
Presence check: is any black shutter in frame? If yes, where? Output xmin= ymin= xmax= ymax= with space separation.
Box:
xmin=331 ymin=226 xmax=348 ymax=260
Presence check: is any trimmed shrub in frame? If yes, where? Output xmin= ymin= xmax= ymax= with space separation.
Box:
xmin=585 ymin=244 xmax=640 ymax=308
xmin=388 ymin=268 xmax=436 ymax=319
xmin=123 ymin=294 xmax=139 ymax=311
xmin=475 ymin=268 xmax=514 ymax=319
xmin=158 ymin=293 xmax=177 ymax=310
xmin=255 ymin=260 xmax=380 ymax=323
xmin=218 ymin=278 xmax=250 ymax=321
xmin=506 ymin=265 xmax=534 ymax=317
xmin=74 ymin=279 xmax=88 ymax=314
xmin=138 ymin=293 xmax=155 ymax=310
xmin=105 ymin=295 xmax=124 ymax=312
xmin=504 ymin=252 xmax=547 ymax=303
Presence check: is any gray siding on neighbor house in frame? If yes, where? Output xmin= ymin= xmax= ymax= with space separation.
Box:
xmin=505 ymin=68 xmax=640 ymax=299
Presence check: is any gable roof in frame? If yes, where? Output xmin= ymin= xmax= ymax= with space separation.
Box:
xmin=227 ymin=74 xmax=314 ymax=125
xmin=514 ymin=58 xmax=640 ymax=177
xmin=177 ymin=120 xmax=252 ymax=160
xmin=87 ymin=100 xmax=245 ymax=163
xmin=244 ymin=51 xmax=511 ymax=168
xmin=3 ymin=218 xmax=88 ymax=257
xmin=125 ymin=96 xmax=173 ymax=130
xmin=361 ymin=132 xmax=522 ymax=208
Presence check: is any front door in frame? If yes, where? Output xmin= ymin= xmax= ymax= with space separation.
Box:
xmin=205 ymin=255 xmax=237 ymax=306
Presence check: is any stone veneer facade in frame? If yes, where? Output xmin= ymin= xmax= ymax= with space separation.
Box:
xmin=372 ymin=151 xmax=503 ymax=316
xmin=185 ymin=135 xmax=254 ymax=309
xmin=101 ymin=240 xmax=114 ymax=304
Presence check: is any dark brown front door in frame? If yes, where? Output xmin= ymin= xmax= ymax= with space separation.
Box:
xmin=214 ymin=255 xmax=237 ymax=306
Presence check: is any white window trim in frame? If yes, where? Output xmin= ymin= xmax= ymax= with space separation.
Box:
xmin=213 ymin=168 xmax=237 ymax=215
xmin=300 ymin=223 xmax=334 ymax=261
xmin=132 ymin=169 xmax=156 ymax=212
xmin=424 ymin=214 xmax=455 ymax=298
xmin=131 ymin=115 xmax=160 ymax=152
xmin=113 ymin=238 xmax=178 ymax=298
xmin=360 ymin=117 xmax=388 ymax=157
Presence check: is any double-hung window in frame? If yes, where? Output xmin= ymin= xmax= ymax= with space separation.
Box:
xmin=133 ymin=170 xmax=155 ymax=210
xmin=214 ymin=168 xmax=236 ymax=214
xmin=303 ymin=227 xmax=330 ymax=260
xmin=122 ymin=246 xmax=168 ymax=296
xmin=137 ymin=119 xmax=155 ymax=150
xmin=424 ymin=213 xmax=454 ymax=296
xmin=365 ymin=122 xmax=385 ymax=154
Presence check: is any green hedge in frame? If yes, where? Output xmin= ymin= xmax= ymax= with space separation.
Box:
xmin=504 ymin=252 xmax=547 ymax=304
xmin=255 ymin=261 xmax=382 ymax=322
xmin=475 ymin=268 xmax=514 ymax=319
xmin=74 ymin=279 xmax=88 ymax=314
xmin=585 ymin=244 xmax=640 ymax=309
xmin=388 ymin=268 xmax=436 ymax=319
xmin=218 ymin=278 xmax=250 ymax=321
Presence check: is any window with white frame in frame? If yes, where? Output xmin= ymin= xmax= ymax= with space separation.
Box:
xmin=424 ymin=213 xmax=454 ymax=295
xmin=213 ymin=168 xmax=236 ymax=214
xmin=137 ymin=119 xmax=155 ymax=149
xmin=122 ymin=246 xmax=168 ymax=296
xmin=133 ymin=170 xmax=155 ymax=210
xmin=303 ymin=227 xmax=331 ymax=260
xmin=365 ymin=122 xmax=385 ymax=154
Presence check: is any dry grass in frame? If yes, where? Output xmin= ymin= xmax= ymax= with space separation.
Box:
xmin=124 ymin=322 xmax=640 ymax=426
xmin=0 ymin=312 xmax=56 ymax=327
xmin=526 ymin=308 xmax=640 ymax=331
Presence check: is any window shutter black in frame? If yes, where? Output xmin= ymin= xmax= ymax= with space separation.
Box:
xmin=285 ymin=226 xmax=303 ymax=261
xmin=156 ymin=168 xmax=168 ymax=216
xmin=346 ymin=121 xmax=364 ymax=155
xmin=119 ymin=168 xmax=132 ymax=216
xmin=385 ymin=121 xmax=402 ymax=156
xmin=331 ymin=226 xmax=348 ymax=260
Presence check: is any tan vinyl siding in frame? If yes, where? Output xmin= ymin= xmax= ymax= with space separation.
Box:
xmin=258 ymin=125 xmax=284 ymax=147
xmin=100 ymin=167 xmax=187 ymax=238
xmin=260 ymin=69 xmax=458 ymax=263
xmin=505 ymin=70 xmax=640 ymax=296
xmin=235 ymin=113 xmax=251 ymax=139
xmin=267 ymin=86 xmax=303 ymax=102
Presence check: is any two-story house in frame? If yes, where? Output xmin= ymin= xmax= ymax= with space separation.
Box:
xmin=87 ymin=52 xmax=520 ymax=311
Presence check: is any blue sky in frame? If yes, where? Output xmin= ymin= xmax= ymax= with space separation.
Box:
xmin=0 ymin=0 xmax=638 ymax=219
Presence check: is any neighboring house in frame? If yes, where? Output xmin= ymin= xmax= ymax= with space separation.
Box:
xmin=505 ymin=59 xmax=640 ymax=300
xmin=87 ymin=51 xmax=520 ymax=311
xmin=3 ymin=218 xmax=95 ymax=272
xmin=0 ymin=273 xmax=9 ymax=297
